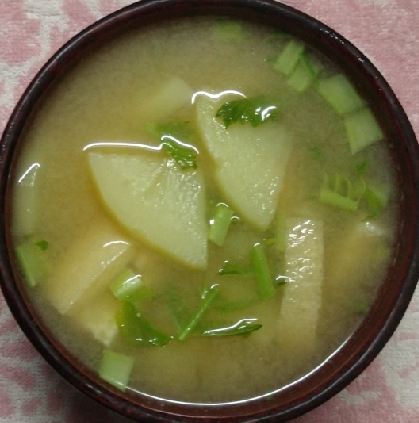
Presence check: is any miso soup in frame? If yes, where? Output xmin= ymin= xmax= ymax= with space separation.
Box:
xmin=12 ymin=17 xmax=397 ymax=403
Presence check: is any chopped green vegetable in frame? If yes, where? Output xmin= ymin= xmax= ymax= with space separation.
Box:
xmin=177 ymin=284 xmax=220 ymax=341
xmin=215 ymin=96 xmax=279 ymax=129
xmin=35 ymin=240 xmax=48 ymax=251
xmin=287 ymin=55 xmax=319 ymax=93
xmin=355 ymin=160 xmax=369 ymax=176
xmin=161 ymin=139 xmax=197 ymax=170
xmin=319 ymin=190 xmax=359 ymax=211
xmin=201 ymin=319 xmax=262 ymax=337
xmin=208 ymin=203 xmax=234 ymax=247
xmin=301 ymin=55 xmax=320 ymax=85
xmin=251 ymin=243 xmax=275 ymax=300
xmin=218 ymin=261 xmax=253 ymax=276
xmin=16 ymin=240 xmax=49 ymax=287
xmin=344 ymin=108 xmax=384 ymax=155
xmin=110 ymin=269 xmax=155 ymax=302
xmin=145 ymin=121 xmax=192 ymax=142
xmin=165 ymin=285 xmax=190 ymax=330
xmin=273 ymin=39 xmax=305 ymax=75
xmin=98 ymin=349 xmax=134 ymax=391
xmin=287 ymin=61 xmax=312 ymax=93
xmin=145 ymin=121 xmax=197 ymax=169
xmin=117 ymin=301 xmax=172 ymax=347
xmin=317 ymin=74 xmax=365 ymax=115
xmin=213 ymin=20 xmax=243 ymax=40
xmin=362 ymin=180 xmax=390 ymax=219
xmin=308 ymin=146 xmax=324 ymax=161
xmin=319 ymin=173 xmax=360 ymax=212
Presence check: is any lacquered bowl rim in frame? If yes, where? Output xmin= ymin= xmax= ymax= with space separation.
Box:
xmin=1 ymin=0 xmax=419 ymax=422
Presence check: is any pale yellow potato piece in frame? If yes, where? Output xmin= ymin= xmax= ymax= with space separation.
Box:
xmin=139 ymin=77 xmax=194 ymax=123
xmin=12 ymin=143 xmax=44 ymax=237
xmin=328 ymin=220 xmax=390 ymax=285
xmin=45 ymin=219 xmax=135 ymax=314
xmin=69 ymin=290 xmax=120 ymax=346
xmin=196 ymin=94 xmax=292 ymax=230
xmin=88 ymin=152 xmax=207 ymax=269
xmin=279 ymin=218 xmax=324 ymax=354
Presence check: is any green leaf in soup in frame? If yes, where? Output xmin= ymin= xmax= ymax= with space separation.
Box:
xmin=116 ymin=301 xmax=172 ymax=347
xmin=161 ymin=138 xmax=197 ymax=170
xmin=215 ymin=96 xmax=279 ymax=129
xmin=200 ymin=318 xmax=262 ymax=337
xmin=218 ymin=261 xmax=253 ymax=276
xmin=177 ymin=284 xmax=220 ymax=341
xmin=145 ymin=121 xmax=197 ymax=170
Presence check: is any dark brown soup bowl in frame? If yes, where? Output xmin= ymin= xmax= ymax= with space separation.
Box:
xmin=1 ymin=0 xmax=419 ymax=421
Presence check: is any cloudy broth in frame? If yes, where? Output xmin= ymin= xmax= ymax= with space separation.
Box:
xmin=12 ymin=17 xmax=397 ymax=403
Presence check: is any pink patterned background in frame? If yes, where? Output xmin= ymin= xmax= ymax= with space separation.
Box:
xmin=0 ymin=1 xmax=418 ymax=422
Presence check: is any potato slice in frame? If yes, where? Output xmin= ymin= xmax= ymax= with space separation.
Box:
xmin=45 ymin=219 xmax=135 ymax=314
xmin=279 ymin=218 xmax=324 ymax=354
xmin=196 ymin=94 xmax=292 ymax=230
xmin=69 ymin=290 xmax=120 ymax=346
xmin=139 ymin=77 xmax=194 ymax=123
xmin=12 ymin=143 xmax=44 ymax=237
xmin=88 ymin=152 xmax=207 ymax=269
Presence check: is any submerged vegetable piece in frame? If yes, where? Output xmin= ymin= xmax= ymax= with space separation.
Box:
xmin=201 ymin=319 xmax=262 ymax=337
xmin=44 ymin=220 xmax=135 ymax=314
xmin=326 ymin=221 xmax=392 ymax=314
xmin=117 ymin=301 xmax=172 ymax=347
xmin=215 ymin=96 xmax=279 ymax=128
xmin=317 ymin=74 xmax=364 ymax=115
xmin=16 ymin=240 xmax=48 ymax=287
xmin=145 ymin=121 xmax=197 ymax=170
xmin=177 ymin=284 xmax=220 ymax=341
xmin=208 ymin=203 xmax=234 ymax=247
xmin=287 ymin=56 xmax=319 ymax=93
xmin=110 ymin=269 xmax=155 ymax=302
xmin=139 ymin=77 xmax=194 ymax=123
xmin=218 ymin=261 xmax=253 ymax=276
xmin=13 ymin=147 xmax=43 ymax=237
xmin=319 ymin=173 xmax=360 ymax=212
xmin=280 ymin=219 xmax=324 ymax=353
xmin=212 ymin=20 xmax=243 ymax=40
xmin=70 ymin=290 xmax=120 ymax=346
xmin=344 ymin=108 xmax=384 ymax=155
xmin=98 ymin=349 xmax=134 ymax=391
xmin=363 ymin=181 xmax=390 ymax=220
xmin=196 ymin=93 xmax=292 ymax=230
xmin=251 ymin=243 xmax=275 ymax=300
xmin=161 ymin=139 xmax=197 ymax=170
xmin=273 ymin=39 xmax=305 ymax=75
xmin=88 ymin=152 xmax=207 ymax=269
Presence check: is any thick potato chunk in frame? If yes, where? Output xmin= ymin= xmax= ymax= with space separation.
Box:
xmin=88 ymin=152 xmax=207 ymax=269
xmin=196 ymin=93 xmax=292 ymax=230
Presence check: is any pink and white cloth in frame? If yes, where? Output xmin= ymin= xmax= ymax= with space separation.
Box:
xmin=0 ymin=1 xmax=418 ymax=422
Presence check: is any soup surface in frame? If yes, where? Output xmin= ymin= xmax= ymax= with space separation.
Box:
xmin=12 ymin=17 xmax=397 ymax=404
